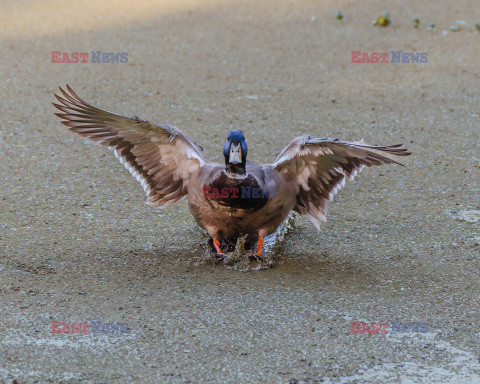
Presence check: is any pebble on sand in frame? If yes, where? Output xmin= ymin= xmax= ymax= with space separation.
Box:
xmin=374 ymin=12 xmax=391 ymax=27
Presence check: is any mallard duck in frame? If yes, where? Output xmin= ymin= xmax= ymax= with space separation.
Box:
xmin=53 ymin=85 xmax=411 ymax=255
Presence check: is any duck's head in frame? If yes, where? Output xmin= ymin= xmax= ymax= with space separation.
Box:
xmin=223 ymin=130 xmax=248 ymax=169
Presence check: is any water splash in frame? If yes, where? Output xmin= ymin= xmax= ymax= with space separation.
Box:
xmin=192 ymin=213 xmax=296 ymax=271
xmin=262 ymin=212 xmax=296 ymax=252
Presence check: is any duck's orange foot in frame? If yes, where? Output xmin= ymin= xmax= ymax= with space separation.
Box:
xmin=213 ymin=238 xmax=223 ymax=254
xmin=256 ymin=237 xmax=264 ymax=256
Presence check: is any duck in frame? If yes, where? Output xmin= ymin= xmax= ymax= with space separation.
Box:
xmin=53 ymin=85 xmax=411 ymax=255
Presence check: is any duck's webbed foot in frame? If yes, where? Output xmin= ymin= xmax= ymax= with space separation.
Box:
xmin=208 ymin=237 xmax=237 ymax=254
xmin=212 ymin=238 xmax=223 ymax=254
xmin=245 ymin=236 xmax=265 ymax=260
xmin=207 ymin=238 xmax=223 ymax=254
xmin=256 ymin=237 xmax=264 ymax=256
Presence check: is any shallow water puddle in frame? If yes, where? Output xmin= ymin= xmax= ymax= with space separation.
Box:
xmin=447 ymin=209 xmax=480 ymax=223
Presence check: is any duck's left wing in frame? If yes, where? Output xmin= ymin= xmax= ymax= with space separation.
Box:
xmin=272 ymin=135 xmax=411 ymax=229
xmin=53 ymin=85 xmax=206 ymax=207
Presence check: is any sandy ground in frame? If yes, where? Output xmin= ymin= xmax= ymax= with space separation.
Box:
xmin=1 ymin=0 xmax=480 ymax=382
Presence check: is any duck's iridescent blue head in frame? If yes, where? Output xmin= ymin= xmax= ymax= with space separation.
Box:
xmin=223 ymin=130 xmax=248 ymax=167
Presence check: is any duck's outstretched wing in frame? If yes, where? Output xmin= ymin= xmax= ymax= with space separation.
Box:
xmin=272 ymin=135 xmax=411 ymax=229
xmin=53 ymin=85 xmax=206 ymax=207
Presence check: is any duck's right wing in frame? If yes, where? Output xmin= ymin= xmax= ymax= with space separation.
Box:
xmin=53 ymin=85 xmax=206 ymax=207
xmin=272 ymin=135 xmax=411 ymax=229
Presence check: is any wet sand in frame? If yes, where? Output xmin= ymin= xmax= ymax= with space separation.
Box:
xmin=1 ymin=0 xmax=480 ymax=382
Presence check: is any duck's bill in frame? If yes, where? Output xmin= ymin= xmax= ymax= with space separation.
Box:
xmin=229 ymin=143 xmax=242 ymax=164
